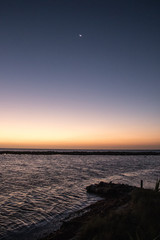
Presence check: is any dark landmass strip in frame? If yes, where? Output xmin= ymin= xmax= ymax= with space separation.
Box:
xmin=0 ymin=150 xmax=160 ymax=155
xmin=39 ymin=181 xmax=160 ymax=240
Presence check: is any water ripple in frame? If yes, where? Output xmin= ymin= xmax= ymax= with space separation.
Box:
xmin=0 ymin=154 xmax=160 ymax=239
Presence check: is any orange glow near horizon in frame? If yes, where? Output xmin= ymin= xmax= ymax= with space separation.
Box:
xmin=0 ymin=117 xmax=160 ymax=149
xmin=0 ymin=103 xmax=160 ymax=150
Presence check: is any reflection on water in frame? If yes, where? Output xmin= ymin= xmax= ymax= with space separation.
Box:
xmin=0 ymin=154 xmax=160 ymax=239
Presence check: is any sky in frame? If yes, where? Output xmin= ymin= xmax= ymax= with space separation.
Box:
xmin=0 ymin=0 xmax=160 ymax=149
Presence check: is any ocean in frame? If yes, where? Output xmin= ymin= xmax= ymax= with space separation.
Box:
xmin=0 ymin=152 xmax=160 ymax=239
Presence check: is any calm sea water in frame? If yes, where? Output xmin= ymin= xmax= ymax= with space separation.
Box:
xmin=0 ymin=154 xmax=160 ymax=240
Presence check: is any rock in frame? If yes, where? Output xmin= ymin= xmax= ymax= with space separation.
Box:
xmin=86 ymin=181 xmax=136 ymax=198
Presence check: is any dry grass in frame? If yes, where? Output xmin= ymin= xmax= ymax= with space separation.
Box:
xmin=76 ymin=188 xmax=160 ymax=240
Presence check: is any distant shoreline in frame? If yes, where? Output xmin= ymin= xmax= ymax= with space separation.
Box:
xmin=0 ymin=150 xmax=160 ymax=155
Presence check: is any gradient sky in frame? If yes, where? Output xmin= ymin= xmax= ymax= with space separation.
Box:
xmin=0 ymin=0 xmax=160 ymax=149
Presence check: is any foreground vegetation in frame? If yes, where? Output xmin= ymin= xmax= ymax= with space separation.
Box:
xmin=40 ymin=181 xmax=160 ymax=240
xmin=77 ymin=186 xmax=160 ymax=240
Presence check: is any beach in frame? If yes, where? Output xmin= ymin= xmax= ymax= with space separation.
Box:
xmin=39 ymin=181 xmax=160 ymax=240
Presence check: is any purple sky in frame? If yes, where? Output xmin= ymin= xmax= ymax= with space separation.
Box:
xmin=0 ymin=0 xmax=160 ymax=149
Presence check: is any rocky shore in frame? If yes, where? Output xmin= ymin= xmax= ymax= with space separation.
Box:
xmin=39 ymin=182 xmax=138 ymax=240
